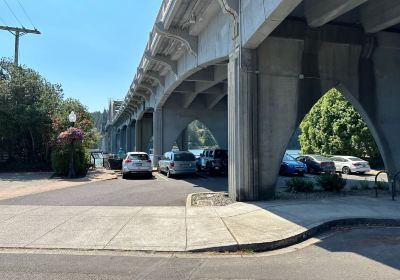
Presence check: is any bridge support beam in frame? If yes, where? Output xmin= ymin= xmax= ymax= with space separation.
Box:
xmin=153 ymin=108 xmax=163 ymax=167
xmin=135 ymin=120 xmax=142 ymax=152
xmin=176 ymin=128 xmax=189 ymax=151
xmin=228 ymin=48 xmax=260 ymax=201
xmin=127 ymin=121 xmax=135 ymax=152
xmin=135 ymin=113 xmax=153 ymax=153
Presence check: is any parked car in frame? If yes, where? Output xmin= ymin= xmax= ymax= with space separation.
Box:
xmin=158 ymin=151 xmax=197 ymax=178
xmin=199 ymin=149 xmax=228 ymax=175
xmin=280 ymin=154 xmax=307 ymax=176
xmin=296 ymin=155 xmax=336 ymax=174
xmin=330 ymin=156 xmax=371 ymax=174
xmin=122 ymin=152 xmax=153 ymax=179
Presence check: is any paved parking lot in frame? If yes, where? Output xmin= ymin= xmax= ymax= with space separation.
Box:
xmin=0 ymin=173 xmax=228 ymax=206
xmin=0 ymin=170 xmax=387 ymax=207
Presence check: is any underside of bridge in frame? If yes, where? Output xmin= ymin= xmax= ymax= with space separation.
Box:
xmin=104 ymin=0 xmax=400 ymax=201
xmin=229 ymin=0 xmax=400 ymax=201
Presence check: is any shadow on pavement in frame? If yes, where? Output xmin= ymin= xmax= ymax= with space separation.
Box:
xmin=171 ymin=173 xmax=228 ymax=193
xmin=316 ymin=227 xmax=400 ymax=270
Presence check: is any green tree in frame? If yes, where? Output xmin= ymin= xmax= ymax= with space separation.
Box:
xmin=299 ymin=89 xmax=383 ymax=167
xmin=0 ymin=58 xmax=99 ymax=171
xmin=0 ymin=58 xmax=63 ymax=163
xmin=53 ymin=98 xmax=100 ymax=149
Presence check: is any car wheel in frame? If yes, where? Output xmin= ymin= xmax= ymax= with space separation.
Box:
xmin=342 ymin=166 xmax=351 ymax=175
xmin=308 ymin=167 xmax=314 ymax=174
xmin=157 ymin=165 xmax=161 ymax=173
xmin=299 ymin=171 xmax=305 ymax=176
xmin=122 ymin=173 xmax=127 ymax=179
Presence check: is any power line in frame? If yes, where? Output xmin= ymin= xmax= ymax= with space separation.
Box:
xmin=3 ymin=0 xmax=24 ymax=27
xmin=16 ymin=0 xmax=36 ymax=29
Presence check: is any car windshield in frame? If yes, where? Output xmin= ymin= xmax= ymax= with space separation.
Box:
xmin=129 ymin=154 xmax=149 ymax=161
xmin=348 ymin=157 xmax=363 ymax=161
xmin=214 ymin=150 xmax=227 ymax=159
xmin=312 ymin=155 xmax=331 ymax=161
xmin=174 ymin=153 xmax=195 ymax=161
xmin=283 ymin=154 xmax=295 ymax=161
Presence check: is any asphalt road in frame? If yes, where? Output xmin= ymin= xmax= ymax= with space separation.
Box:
xmin=0 ymin=227 xmax=399 ymax=279
xmin=0 ymin=173 xmax=228 ymax=206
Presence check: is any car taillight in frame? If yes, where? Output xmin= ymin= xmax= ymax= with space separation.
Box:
xmin=170 ymin=161 xmax=175 ymax=167
xmin=124 ymin=159 xmax=132 ymax=163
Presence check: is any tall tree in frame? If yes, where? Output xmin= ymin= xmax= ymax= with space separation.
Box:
xmin=0 ymin=58 xmax=63 ymax=162
xmin=299 ymin=89 xmax=383 ymax=166
xmin=0 ymin=58 xmax=99 ymax=169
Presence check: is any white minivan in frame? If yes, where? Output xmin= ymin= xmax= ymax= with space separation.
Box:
xmin=158 ymin=151 xmax=197 ymax=178
xmin=122 ymin=152 xmax=153 ymax=179
xmin=330 ymin=156 xmax=371 ymax=174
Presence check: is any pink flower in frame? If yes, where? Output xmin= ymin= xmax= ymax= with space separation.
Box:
xmin=57 ymin=127 xmax=84 ymax=144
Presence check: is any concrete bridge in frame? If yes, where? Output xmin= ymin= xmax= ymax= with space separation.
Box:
xmin=103 ymin=0 xmax=400 ymax=201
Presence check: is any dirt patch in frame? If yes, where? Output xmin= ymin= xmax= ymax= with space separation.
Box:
xmin=191 ymin=192 xmax=234 ymax=207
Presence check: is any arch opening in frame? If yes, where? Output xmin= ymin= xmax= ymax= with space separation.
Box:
xmin=279 ymin=87 xmax=387 ymax=190
xmin=170 ymin=120 xmax=219 ymax=154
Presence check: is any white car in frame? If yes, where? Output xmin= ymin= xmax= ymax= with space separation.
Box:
xmin=122 ymin=152 xmax=153 ymax=179
xmin=330 ymin=156 xmax=371 ymax=174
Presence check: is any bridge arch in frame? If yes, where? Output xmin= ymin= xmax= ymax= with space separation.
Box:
xmin=280 ymin=85 xmax=386 ymax=174
xmin=169 ymin=120 xmax=220 ymax=152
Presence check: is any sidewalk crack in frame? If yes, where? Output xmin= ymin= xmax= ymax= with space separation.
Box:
xmin=103 ymin=207 xmax=145 ymax=249
xmin=220 ymin=216 xmax=239 ymax=248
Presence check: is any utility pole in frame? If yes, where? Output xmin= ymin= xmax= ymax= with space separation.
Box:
xmin=0 ymin=25 xmax=41 ymax=66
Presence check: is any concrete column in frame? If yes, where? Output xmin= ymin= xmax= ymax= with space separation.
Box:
xmin=141 ymin=114 xmax=154 ymax=154
xmin=176 ymin=128 xmax=188 ymax=151
xmin=128 ymin=121 xmax=136 ymax=152
xmin=153 ymin=108 xmax=163 ymax=167
xmin=364 ymin=33 xmax=400 ymax=180
xmin=121 ymin=127 xmax=127 ymax=152
xmin=116 ymin=132 xmax=121 ymax=152
xmin=135 ymin=120 xmax=142 ymax=152
xmin=229 ymin=37 xmax=309 ymax=201
xmin=111 ymin=127 xmax=118 ymax=154
xmin=228 ymin=48 xmax=259 ymax=201
xmin=125 ymin=126 xmax=130 ymax=152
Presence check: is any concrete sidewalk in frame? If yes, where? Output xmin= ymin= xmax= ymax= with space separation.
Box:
xmin=0 ymin=197 xmax=399 ymax=252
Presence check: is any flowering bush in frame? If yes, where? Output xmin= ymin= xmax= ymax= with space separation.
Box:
xmin=57 ymin=127 xmax=84 ymax=145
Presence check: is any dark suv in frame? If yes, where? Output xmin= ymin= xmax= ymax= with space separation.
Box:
xmin=199 ymin=149 xmax=228 ymax=175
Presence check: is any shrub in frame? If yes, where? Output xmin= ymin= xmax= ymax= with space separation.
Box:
xmin=358 ymin=180 xmax=371 ymax=190
xmin=51 ymin=143 xmax=89 ymax=176
xmin=376 ymin=181 xmax=389 ymax=191
xmin=286 ymin=178 xmax=314 ymax=193
xmin=351 ymin=185 xmax=359 ymax=191
xmin=317 ymin=173 xmax=347 ymax=192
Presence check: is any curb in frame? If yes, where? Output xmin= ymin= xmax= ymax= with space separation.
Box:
xmin=1 ymin=219 xmax=398 ymax=255
xmin=188 ymin=218 xmax=400 ymax=253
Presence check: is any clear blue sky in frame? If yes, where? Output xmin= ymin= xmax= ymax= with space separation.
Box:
xmin=0 ymin=0 xmax=161 ymax=112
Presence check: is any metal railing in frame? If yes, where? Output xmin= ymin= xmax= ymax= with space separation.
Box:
xmin=374 ymin=170 xmax=399 ymax=201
